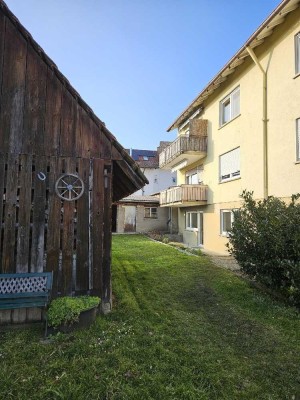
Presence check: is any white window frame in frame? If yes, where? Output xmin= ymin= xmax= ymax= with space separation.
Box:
xmin=296 ymin=118 xmax=300 ymax=161
xmin=219 ymin=86 xmax=240 ymax=126
xmin=185 ymin=211 xmax=198 ymax=231
xmin=185 ymin=166 xmax=204 ymax=185
xmin=219 ymin=147 xmax=240 ymax=183
xmin=295 ymin=32 xmax=300 ymax=75
xmin=144 ymin=207 xmax=158 ymax=219
xmin=220 ymin=209 xmax=234 ymax=237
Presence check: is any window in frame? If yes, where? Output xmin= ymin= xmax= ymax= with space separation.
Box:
xmin=185 ymin=166 xmax=203 ymax=185
xmin=219 ymin=147 xmax=240 ymax=182
xmin=144 ymin=207 xmax=157 ymax=219
xmin=297 ymin=119 xmax=300 ymax=161
xmin=220 ymin=210 xmax=234 ymax=236
xmin=295 ymin=32 xmax=300 ymax=75
xmin=186 ymin=212 xmax=198 ymax=230
xmin=220 ymin=86 xmax=240 ymax=126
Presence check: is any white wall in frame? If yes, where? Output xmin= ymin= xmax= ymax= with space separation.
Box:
xmin=135 ymin=168 xmax=176 ymax=196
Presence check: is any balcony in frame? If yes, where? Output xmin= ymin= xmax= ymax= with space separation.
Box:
xmin=160 ymin=184 xmax=208 ymax=207
xmin=159 ymin=119 xmax=208 ymax=170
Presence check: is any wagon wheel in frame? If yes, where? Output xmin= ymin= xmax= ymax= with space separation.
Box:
xmin=55 ymin=173 xmax=84 ymax=201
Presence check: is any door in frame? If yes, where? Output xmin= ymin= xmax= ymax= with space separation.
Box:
xmin=124 ymin=206 xmax=136 ymax=232
xmin=197 ymin=212 xmax=204 ymax=246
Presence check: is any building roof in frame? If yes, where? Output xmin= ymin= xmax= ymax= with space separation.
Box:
xmin=0 ymin=0 xmax=148 ymax=200
xmin=167 ymin=0 xmax=300 ymax=131
xmin=126 ymin=148 xmax=159 ymax=168
xmin=119 ymin=194 xmax=159 ymax=204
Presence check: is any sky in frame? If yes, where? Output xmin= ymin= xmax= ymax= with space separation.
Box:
xmin=5 ymin=0 xmax=280 ymax=151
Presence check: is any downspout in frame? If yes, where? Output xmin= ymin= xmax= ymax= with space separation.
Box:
xmin=245 ymin=46 xmax=268 ymax=199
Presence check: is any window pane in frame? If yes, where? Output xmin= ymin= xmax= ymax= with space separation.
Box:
xmin=222 ymin=100 xmax=230 ymax=124
xmin=151 ymin=208 xmax=157 ymax=218
xmin=231 ymin=87 xmax=240 ymax=118
xmin=144 ymin=208 xmax=150 ymax=218
xmin=223 ymin=212 xmax=232 ymax=232
xmin=191 ymin=213 xmax=198 ymax=228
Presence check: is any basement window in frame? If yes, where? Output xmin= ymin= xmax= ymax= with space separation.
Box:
xmin=220 ymin=210 xmax=234 ymax=236
xmin=144 ymin=207 xmax=157 ymax=219
xmin=220 ymin=86 xmax=240 ymax=126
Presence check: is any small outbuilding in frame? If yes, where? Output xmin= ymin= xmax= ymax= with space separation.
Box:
xmin=0 ymin=0 xmax=147 ymax=322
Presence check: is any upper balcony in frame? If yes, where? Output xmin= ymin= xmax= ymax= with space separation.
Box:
xmin=160 ymin=184 xmax=208 ymax=207
xmin=159 ymin=119 xmax=208 ymax=170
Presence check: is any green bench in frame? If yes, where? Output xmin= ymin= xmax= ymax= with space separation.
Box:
xmin=0 ymin=272 xmax=53 ymax=336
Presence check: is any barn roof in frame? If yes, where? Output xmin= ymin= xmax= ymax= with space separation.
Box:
xmin=0 ymin=0 xmax=148 ymax=201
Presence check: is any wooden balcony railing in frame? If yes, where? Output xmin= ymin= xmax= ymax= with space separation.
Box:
xmin=159 ymin=135 xmax=207 ymax=168
xmin=160 ymin=184 xmax=207 ymax=206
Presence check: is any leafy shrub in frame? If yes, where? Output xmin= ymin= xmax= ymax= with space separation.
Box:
xmin=227 ymin=190 xmax=300 ymax=306
xmin=48 ymin=296 xmax=100 ymax=328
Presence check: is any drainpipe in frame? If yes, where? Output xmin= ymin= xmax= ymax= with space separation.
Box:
xmin=245 ymin=46 xmax=268 ymax=199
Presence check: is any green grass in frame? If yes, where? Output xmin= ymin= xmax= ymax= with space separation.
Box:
xmin=0 ymin=234 xmax=299 ymax=399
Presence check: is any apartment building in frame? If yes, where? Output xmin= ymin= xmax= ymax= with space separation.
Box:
xmin=160 ymin=0 xmax=300 ymax=254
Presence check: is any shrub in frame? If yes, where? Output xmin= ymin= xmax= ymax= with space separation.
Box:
xmin=48 ymin=296 xmax=100 ymax=328
xmin=227 ymin=190 xmax=300 ymax=306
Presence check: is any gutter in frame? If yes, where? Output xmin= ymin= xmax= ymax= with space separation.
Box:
xmin=245 ymin=46 xmax=268 ymax=199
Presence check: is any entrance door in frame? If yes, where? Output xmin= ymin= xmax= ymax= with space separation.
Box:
xmin=197 ymin=212 xmax=204 ymax=246
xmin=124 ymin=206 xmax=136 ymax=232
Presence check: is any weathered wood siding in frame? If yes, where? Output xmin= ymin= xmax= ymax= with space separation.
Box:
xmin=0 ymin=7 xmax=114 ymax=303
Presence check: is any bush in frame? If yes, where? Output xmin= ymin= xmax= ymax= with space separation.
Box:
xmin=227 ymin=191 xmax=300 ymax=306
xmin=48 ymin=296 xmax=100 ymax=328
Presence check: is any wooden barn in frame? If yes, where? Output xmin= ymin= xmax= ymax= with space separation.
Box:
xmin=0 ymin=0 xmax=147 ymax=323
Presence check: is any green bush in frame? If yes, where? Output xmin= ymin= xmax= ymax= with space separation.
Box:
xmin=48 ymin=296 xmax=100 ymax=328
xmin=227 ymin=190 xmax=300 ymax=306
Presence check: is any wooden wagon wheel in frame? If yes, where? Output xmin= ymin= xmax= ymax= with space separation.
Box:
xmin=55 ymin=173 xmax=84 ymax=201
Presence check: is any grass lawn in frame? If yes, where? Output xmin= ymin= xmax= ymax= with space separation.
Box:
xmin=0 ymin=234 xmax=299 ymax=400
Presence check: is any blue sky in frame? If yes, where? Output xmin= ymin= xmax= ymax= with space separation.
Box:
xmin=6 ymin=0 xmax=279 ymax=151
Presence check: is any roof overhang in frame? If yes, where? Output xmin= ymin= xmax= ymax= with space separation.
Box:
xmin=167 ymin=0 xmax=300 ymax=132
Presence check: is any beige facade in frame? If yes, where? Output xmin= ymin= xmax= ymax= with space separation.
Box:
xmin=160 ymin=0 xmax=300 ymax=255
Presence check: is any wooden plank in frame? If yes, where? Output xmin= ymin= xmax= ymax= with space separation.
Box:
xmin=89 ymin=120 xmax=101 ymax=158
xmin=45 ymin=157 xmax=61 ymax=297
xmin=22 ymin=44 xmax=47 ymax=154
xmin=0 ymin=19 xmax=27 ymax=154
xmin=16 ymin=154 xmax=32 ymax=273
xmin=102 ymin=162 xmax=112 ymax=312
xmin=0 ymin=153 xmax=6 ymax=270
xmin=60 ymin=158 xmax=76 ymax=295
xmin=44 ymin=68 xmax=62 ymax=156
xmin=91 ymin=158 xmax=104 ymax=296
xmin=60 ymin=88 xmax=76 ymax=157
xmin=78 ymin=108 xmax=92 ymax=159
xmin=30 ymin=156 xmax=47 ymax=272
xmin=0 ymin=310 xmax=11 ymax=324
xmin=11 ymin=309 xmax=26 ymax=324
xmin=100 ymin=128 xmax=112 ymax=159
xmin=0 ymin=12 xmax=5 ymax=117
xmin=75 ymin=157 xmax=90 ymax=293
xmin=2 ymin=154 xmax=19 ymax=273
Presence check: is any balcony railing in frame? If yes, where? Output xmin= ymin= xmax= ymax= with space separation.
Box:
xmin=159 ymin=135 xmax=207 ymax=169
xmin=160 ymin=184 xmax=208 ymax=206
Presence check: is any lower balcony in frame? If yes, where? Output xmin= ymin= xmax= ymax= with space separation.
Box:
xmin=160 ymin=184 xmax=208 ymax=207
